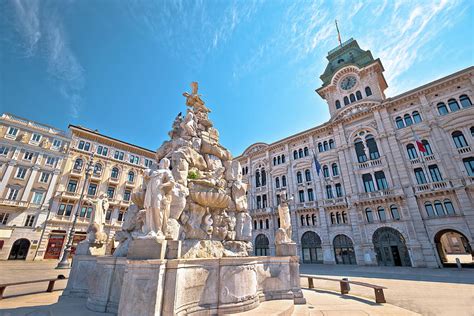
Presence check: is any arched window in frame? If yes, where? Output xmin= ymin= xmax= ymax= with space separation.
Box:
xmin=293 ymin=150 xmax=298 ymax=160
xmin=437 ymin=102 xmax=449 ymax=115
xmin=282 ymin=175 xmax=287 ymax=187
xmin=390 ymin=205 xmax=400 ymax=220
xmin=297 ymin=171 xmax=303 ymax=183
xmin=305 ymin=169 xmax=311 ymax=182
xmin=93 ymin=163 xmax=102 ymax=176
xmin=336 ymin=212 xmax=341 ymax=224
xmin=463 ymin=157 xmax=474 ymax=176
xmin=330 ymin=212 xmax=336 ymax=224
xmin=306 ymin=214 xmax=310 ymax=226
xmin=443 ymin=199 xmax=455 ymax=215
xmin=255 ymin=170 xmax=261 ymax=187
xmin=349 ymin=94 xmax=356 ymax=103
xmin=460 ymin=94 xmax=472 ymax=108
xmin=406 ymin=144 xmax=418 ymax=160
xmin=395 ymin=117 xmax=404 ymax=129
xmin=273 ymin=157 xmax=276 ymax=166
xmin=277 ymin=156 xmax=281 ymax=164
xmin=298 ymin=148 xmax=303 ymax=158
xmin=281 ymin=155 xmax=285 ymax=163
xmin=301 ymin=215 xmax=305 ymax=226
xmin=261 ymin=169 xmax=267 ymax=186
xmin=254 ymin=220 xmax=257 ymax=230
xmin=448 ymin=98 xmax=460 ymax=112
xmin=424 ymin=202 xmax=435 ymax=217
xmin=318 ymin=143 xmax=323 ymax=152
xmin=128 ymin=171 xmax=135 ymax=182
xmin=312 ymin=214 xmax=317 ymax=225
xmin=354 ymin=138 xmax=367 ymax=163
xmin=344 ymin=96 xmax=350 ymax=105
xmin=365 ymin=208 xmax=374 ymax=223
xmin=335 ymin=100 xmax=341 ymax=109
xmin=329 ymin=139 xmax=335 ymax=149
xmin=366 ymin=134 xmax=380 ymax=160
xmin=323 ymin=141 xmax=329 ymax=151
xmin=322 ymin=166 xmax=329 ymax=178
xmin=275 ymin=177 xmax=280 ymax=188
xmin=73 ymin=158 xmax=83 ymax=171
xmin=265 ymin=218 xmax=269 ymax=229
xmin=365 ymin=86 xmax=372 ymax=96
xmin=414 ymin=167 xmax=427 ymax=184
xmin=331 ymin=163 xmax=339 ymax=176
xmin=422 ymin=140 xmax=433 ymax=155
xmin=403 ymin=114 xmax=413 ymax=126
xmin=259 ymin=220 xmax=263 ymax=229
xmin=377 ymin=207 xmax=386 ymax=221
xmin=342 ymin=211 xmax=348 ymax=223
xmin=304 ymin=147 xmax=309 ymax=156
xmin=412 ymin=111 xmax=422 ymax=123
xmin=356 ymin=91 xmax=362 ymax=100
xmin=111 ymin=167 xmax=119 ymax=179
xmin=434 ymin=200 xmax=445 ymax=216
xmin=452 ymin=131 xmax=468 ymax=148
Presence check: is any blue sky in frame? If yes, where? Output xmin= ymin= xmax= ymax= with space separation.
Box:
xmin=1 ymin=0 xmax=473 ymax=155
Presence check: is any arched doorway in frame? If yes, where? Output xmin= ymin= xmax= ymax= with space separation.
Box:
xmin=434 ymin=229 xmax=473 ymax=266
xmin=373 ymin=227 xmax=411 ymax=266
xmin=301 ymin=231 xmax=322 ymax=263
xmin=254 ymin=234 xmax=269 ymax=256
xmin=334 ymin=234 xmax=356 ymax=264
xmin=8 ymin=239 xmax=30 ymax=260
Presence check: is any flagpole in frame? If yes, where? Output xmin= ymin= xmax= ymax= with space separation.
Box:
xmin=335 ymin=20 xmax=342 ymax=47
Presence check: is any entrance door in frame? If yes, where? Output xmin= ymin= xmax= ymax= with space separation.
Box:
xmin=391 ymin=246 xmax=402 ymax=266
xmin=301 ymin=231 xmax=323 ymax=263
xmin=44 ymin=234 xmax=65 ymax=259
xmin=373 ymin=227 xmax=411 ymax=267
xmin=8 ymin=239 xmax=30 ymax=260
xmin=333 ymin=235 xmax=356 ymax=265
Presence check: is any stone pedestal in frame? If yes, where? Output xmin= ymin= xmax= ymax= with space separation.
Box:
xmin=61 ymin=255 xmax=97 ymax=299
xmin=276 ymin=243 xmax=297 ymax=256
xmin=127 ymin=238 xmax=167 ymax=260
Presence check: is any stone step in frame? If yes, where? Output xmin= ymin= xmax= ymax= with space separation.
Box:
xmin=230 ymin=299 xmax=294 ymax=316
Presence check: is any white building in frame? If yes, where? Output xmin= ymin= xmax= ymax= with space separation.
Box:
xmin=237 ymin=39 xmax=474 ymax=268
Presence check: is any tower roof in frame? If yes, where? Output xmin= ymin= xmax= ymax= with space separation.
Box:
xmin=319 ymin=38 xmax=376 ymax=87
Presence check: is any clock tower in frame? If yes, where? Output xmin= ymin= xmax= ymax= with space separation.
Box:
xmin=316 ymin=38 xmax=388 ymax=118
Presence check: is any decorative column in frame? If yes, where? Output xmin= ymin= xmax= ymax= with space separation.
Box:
xmin=0 ymin=161 xmax=16 ymax=196
xmin=21 ymin=166 xmax=40 ymax=201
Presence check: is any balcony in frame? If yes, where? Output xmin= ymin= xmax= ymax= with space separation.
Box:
xmin=409 ymin=154 xmax=436 ymax=165
xmin=125 ymin=180 xmax=135 ymax=187
xmin=109 ymin=177 xmax=120 ymax=184
xmin=296 ymin=201 xmax=317 ymax=209
xmin=414 ymin=181 xmax=451 ymax=193
xmin=359 ymin=189 xmax=399 ymax=200
xmin=61 ymin=191 xmax=80 ymax=200
xmin=357 ymin=157 xmax=382 ymax=170
xmin=0 ymin=199 xmax=30 ymax=210
xmin=321 ymin=197 xmax=347 ymax=207
xmin=71 ymin=167 xmax=83 ymax=175
xmin=457 ymin=146 xmax=472 ymax=155
xmin=249 ymin=207 xmax=272 ymax=214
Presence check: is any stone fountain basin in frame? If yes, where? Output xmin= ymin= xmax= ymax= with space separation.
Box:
xmin=190 ymin=191 xmax=230 ymax=208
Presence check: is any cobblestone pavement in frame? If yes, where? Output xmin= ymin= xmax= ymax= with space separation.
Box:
xmin=300 ymin=263 xmax=474 ymax=316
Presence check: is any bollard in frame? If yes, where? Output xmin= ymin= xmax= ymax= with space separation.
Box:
xmin=340 ymin=278 xmax=350 ymax=294
xmin=455 ymin=258 xmax=462 ymax=269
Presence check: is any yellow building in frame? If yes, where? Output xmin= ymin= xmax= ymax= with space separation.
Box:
xmin=39 ymin=125 xmax=155 ymax=260
xmin=0 ymin=113 xmax=70 ymax=260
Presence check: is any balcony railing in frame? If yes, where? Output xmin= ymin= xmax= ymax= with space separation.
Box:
xmin=357 ymin=157 xmax=382 ymax=170
xmin=321 ymin=197 xmax=346 ymax=207
xmin=414 ymin=181 xmax=450 ymax=193
xmin=359 ymin=189 xmax=397 ymax=200
xmin=0 ymin=199 xmax=30 ymax=209
xmin=296 ymin=201 xmax=317 ymax=209
xmin=457 ymin=146 xmax=472 ymax=155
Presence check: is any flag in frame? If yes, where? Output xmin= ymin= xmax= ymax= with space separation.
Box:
xmin=313 ymin=153 xmax=321 ymax=175
xmin=335 ymin=20 xmax=342 ymax=46
xmin=414 ymin=132 xmax=426 ymax=153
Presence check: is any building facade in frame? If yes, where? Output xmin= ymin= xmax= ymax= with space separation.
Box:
xmin=0 ymin=113 xmax=70 ymax=260
xmin=39 ymin=125 xmax=156 ymax=260
xmin=237 ymin=39 xmax=474 ymax=268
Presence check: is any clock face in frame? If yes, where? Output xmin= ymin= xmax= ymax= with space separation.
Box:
xmin=340 ymin=76 xmax=357 ymax=90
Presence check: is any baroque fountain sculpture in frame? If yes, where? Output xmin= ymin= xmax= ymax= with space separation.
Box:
xmin=63 ymin=83 xmax=305 ymax=315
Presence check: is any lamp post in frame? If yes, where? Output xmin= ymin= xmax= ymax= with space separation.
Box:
xmin=56 ymin=152 xmax=95 ymax=269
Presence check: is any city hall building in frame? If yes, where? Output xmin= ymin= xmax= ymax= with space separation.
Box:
xmin=237 ymin=39 xmax=474 ymax=268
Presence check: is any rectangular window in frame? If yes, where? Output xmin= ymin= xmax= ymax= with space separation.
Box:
xmin=428 ymin=165 xmax=443 ymax=182
xmin=102 ymin=147 xmax=108 ymax=156
xmin=65 ymin=204 xmax=73 ymax=216
xmin=24 ymin=215 xmax=35 ymax=227
xmin=79 ymin=206 xmax=87 ymax=217
xmin=32 ymin=192 xmax=44 ymax=204
xmin=374 ymin=171 xmax=388 ymax=190
xmin=39 ymin=172 xmax=50 ymax=183
xmin=7 ymin=127 xmax=18 ymax=136
xmin=118 ymin=211 xmax=125 ymax=222
xmin=0 ymin=146 xmax=9 ymax=155
xmin=0 ymin=212 xmax=10 ymax=225
xmin=88 ymin=183 xmax=97 ymax=196
xmin=45 ymin=156 xmax=55 ymax=166
xmin=52 ymin=139 xmax=61 ymax=148
xmin=256 ymin=196 xmax=262 ymax=209
xmin=262 ymin=194 xmax=267 ymax=208
xmin=129 ymin=155 xmax=140 ymax=164
xmin=362 ymin=174 xmax=375 ymax=192
xmin=105 ymin=209 xmax=112 ymax=221
xmin=298 ymin=190 xmax=305 ymax=202
xmin=325 ymin=185 xmax=333 ymax=199
xmin=86 ymin=207 xmax=93 ymax=218
xmin=335 ymin=183 xmax=343 ymax=197
xmin=84 ymin=142 xmax=90 ymax=151
xmin=464 ymin=158 xmax=474 ymax=176
xmin=7 ymin=188 xmax=19 ymax=200
xmin=16 ymin=167 xmax=27 ymax=179
xmin=414 ymin=168 xmax=427 ymax=184
xmin=276 ymin=194 xmax=281 ymax=205
xmin=96 ymin=145 xmax=109 ymax=156
xmin=145 ymin=158 xmax=153 ymax=168
xmin=78 ymin=140 xmax=85 ymax=150
xmin=97 ymin=145 xmax=103 ymax=155
xmin=67 ymin=180 xmax=78 ymax=193
xmin=107 ymin=187 xmax=115 ymax=199
xmin=124 ymin=190 xmax=131 ymax=201
xmin=308 ymin=189 xmax=314 ymax=201
xmin=58 ymin=204 xmax=66 ymax=215
xmin=23 ymin=151 xmax=34 ymax=161
xmin=31 ymin=133 xmax=41 ymax=142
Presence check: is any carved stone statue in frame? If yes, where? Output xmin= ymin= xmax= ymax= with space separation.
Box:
xmin=76 ymin=194 xmax=109 ymax=255
xmin=276 ymin=193 xmax=293 ymax=243
xmin=143 ymin=158 xmax=175 ymax=238
xmin=180 ymin=111 xmax=197 ymax=138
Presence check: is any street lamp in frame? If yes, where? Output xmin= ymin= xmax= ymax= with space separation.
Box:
xmin=56 ymin=152 xmax=95 ymax=269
